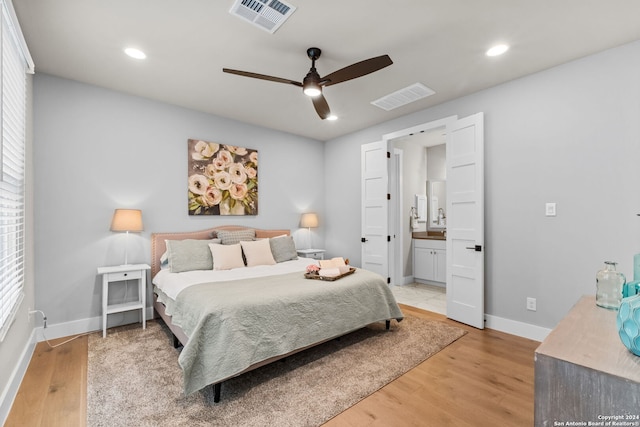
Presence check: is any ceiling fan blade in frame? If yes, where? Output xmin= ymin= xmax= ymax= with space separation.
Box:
xmin=311 ymin=94 xmax=331 ymax=119
xmin=223 ymin=68 xmax=302 ymax=87
xmin=322 ymin=55 xmax=393 ymax=87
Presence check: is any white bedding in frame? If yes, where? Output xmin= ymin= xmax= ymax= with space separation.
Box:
xmin=153 ymin=256 xmax=318 ymax=301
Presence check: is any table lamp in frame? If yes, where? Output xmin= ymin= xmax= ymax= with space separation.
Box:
xmin=300 ymin=212 xmax=318 ymax=249
xmin=110 ymin=209 xmax=143 ymax=265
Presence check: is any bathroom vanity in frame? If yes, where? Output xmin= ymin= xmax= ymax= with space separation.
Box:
xmin=412 ymin=232 xmax=446 ymax=284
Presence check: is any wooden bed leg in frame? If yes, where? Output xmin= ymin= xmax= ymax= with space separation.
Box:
xmin=386 ymin=320 xmax=391 ymax=330
xmin=172 ymin=333 xmax=180 ymax=348
xmin=214 ymin=383 xmax=221 ymax=403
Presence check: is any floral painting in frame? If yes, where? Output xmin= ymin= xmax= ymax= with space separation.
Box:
xmin=188 ymin=139 xmax=258 ymax=215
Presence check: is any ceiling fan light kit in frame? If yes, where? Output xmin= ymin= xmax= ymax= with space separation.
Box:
xmin=223 ymin=47 xmax=392 ymax=120
xmin=303 ymin=86 xmax=321 ymax=97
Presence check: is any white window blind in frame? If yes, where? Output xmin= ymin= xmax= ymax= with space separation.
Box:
xmin=0 ymin=0 xmax=31 ymax=342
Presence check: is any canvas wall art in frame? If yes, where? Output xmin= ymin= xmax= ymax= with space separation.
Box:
xmin=188 ymin=139 xmax=258 ymax=215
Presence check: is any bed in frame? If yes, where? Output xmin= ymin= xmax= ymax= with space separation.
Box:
xmin=150 ymin=225 xmax=404 ymax=402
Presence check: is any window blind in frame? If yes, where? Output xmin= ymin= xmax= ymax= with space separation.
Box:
xmin=0 ymin=0 xmax=29 ymax=342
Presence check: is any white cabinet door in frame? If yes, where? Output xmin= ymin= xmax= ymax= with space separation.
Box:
xmin=413 ymin=245 xmax=432 ymax=281
xmin=433 ymin=249 xmax=447 ymax=283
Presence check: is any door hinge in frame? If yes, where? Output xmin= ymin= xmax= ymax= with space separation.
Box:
xmin=387 ymin=235 xmax=391 ymax=242
xmin=386 ymin=151 xmax=391 ymax=158
xmin=387 ymin=277 xmax=391 ymax=284
xmin=387 ymin=193 xmax=390 ymax=200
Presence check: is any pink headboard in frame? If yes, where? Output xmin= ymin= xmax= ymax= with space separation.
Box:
xmin=150 ymin=225 xmax=290 ymax=278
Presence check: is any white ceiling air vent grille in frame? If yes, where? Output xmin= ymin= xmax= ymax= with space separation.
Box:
xmin=371 ymin=83 xmax=436 ymax=111
xmin=229 ymin=0 xmax=296 ymax=34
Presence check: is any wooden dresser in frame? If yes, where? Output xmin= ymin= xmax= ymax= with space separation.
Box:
xmin=534 ymin=295 xmax=640 ymax=426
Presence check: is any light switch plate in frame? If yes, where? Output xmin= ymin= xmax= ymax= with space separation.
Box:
xmin=545 ymin=203 xmax=556 ymax=217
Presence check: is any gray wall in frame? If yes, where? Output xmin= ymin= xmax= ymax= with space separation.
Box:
xmin=33 ymin=74 xmax=325 ymax=328
xmin=426 ymin=144 xmax=446 ymax=182
xmin=394 ymin=139 xmax=427 ymax=277
xmin=325 ymin=40 xmax=640 ymax=329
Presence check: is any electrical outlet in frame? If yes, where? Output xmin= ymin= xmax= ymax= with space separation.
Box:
xmin=526 ymin=297 xmax=537 ymax=311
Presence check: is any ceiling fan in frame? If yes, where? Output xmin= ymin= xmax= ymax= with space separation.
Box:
xmin=223 ymin=47 xmax=393 ymax=120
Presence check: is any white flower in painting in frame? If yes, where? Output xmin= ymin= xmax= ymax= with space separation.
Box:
xmin=203 ymin=187 xmax=222 ymax=206
xmin=192 ymin=140 xmax=219 ymax=160
xmin=216 ymin=150 xmax=233 ymax=169
xmin=212 ymin=157 xmax=227 ymax=171
xmin=245 ymin=166 xmax=257 ymax=179
xmin=204 ymin=163 xmax=217 ymax=178
xmin=226 ymin=145 xmax=248 ymax=156
xmin=229 ymin=182 xmax=248 ymax=200
xmin=249 ymin=151 xmax=258 ymax=165
xmin=228 ymin=162 xmax=247 ymax=184
xmin=188 ymin=174 xmax=209 ymax=195
xmin=213 ymin=171 xmax=232 ymax=190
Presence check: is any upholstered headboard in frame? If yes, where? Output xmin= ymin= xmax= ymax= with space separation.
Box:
xmin=150 ymin=225 xmax=290 ymax=278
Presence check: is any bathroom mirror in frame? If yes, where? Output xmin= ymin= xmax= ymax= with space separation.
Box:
xmin=428 ymin=180 xmax=446 ymax=229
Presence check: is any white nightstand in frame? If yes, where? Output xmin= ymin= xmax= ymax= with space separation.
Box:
xmin=97 ymin=263 xmax=150 ymax=338
xmin=297 ymin=248 xmax=326 ymax=260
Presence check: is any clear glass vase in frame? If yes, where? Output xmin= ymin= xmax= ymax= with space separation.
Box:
xmin=596 ymin=261 xmax=626 ymax=310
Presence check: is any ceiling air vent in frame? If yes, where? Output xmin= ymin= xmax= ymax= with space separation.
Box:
xmin=229 ymin=0 xmax=296 ymax=34
xmin=371 ymin=83 xmax=435 ymax=111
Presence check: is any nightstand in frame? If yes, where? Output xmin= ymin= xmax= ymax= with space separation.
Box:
xmin=297 ymin=248 xmax=326 ymax=260
xmin=97 ymin=264 xmax=150 ymax=338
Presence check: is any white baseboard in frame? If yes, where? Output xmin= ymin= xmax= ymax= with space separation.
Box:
xmin=34 ymin=307 xmax=155 ymax=342
xmin=484 ymin=314 xmax=551 ymax=342
xmin=0 ymin=329 xmax=36 ymax=426
xmin=395 ymin=276 xmax=414 ymax=285
xmin=389 ymin=281 xmax=549 ymax=341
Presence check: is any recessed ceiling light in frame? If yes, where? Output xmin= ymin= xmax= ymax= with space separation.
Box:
xmin=326 ymin=115 xmax=338 ymax=121
xmin=486 ymin=44 xmax=509 ymax=57
xmin=124 ymin=47 xmax=146 ymax=60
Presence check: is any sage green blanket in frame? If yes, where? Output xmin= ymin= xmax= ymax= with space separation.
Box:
xmin=170 ymin=268 xmax=403 ymax=395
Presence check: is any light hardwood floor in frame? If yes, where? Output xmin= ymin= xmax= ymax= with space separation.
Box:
xmin=6 ymin=305 xmax=540 ymax=426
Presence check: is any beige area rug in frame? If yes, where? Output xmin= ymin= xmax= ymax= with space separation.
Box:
xmin=87 ymin=315 xmax=465 ymax=427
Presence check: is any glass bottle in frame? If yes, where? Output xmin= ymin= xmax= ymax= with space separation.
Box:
xmin=596 ymin=261 xmax=626 ymax=310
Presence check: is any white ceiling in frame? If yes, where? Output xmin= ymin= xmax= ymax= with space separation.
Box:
xmin=14 ymin=0 xmax=640 ymax=141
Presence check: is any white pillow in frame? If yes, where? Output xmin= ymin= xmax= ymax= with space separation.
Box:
xmin=209 ymin=243 xmax=245 ymax=270
xmin=240 ymin=239 xmax=277 ymax=267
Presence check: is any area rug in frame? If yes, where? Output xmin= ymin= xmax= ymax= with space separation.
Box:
xmin=87 ymin=315 xmax=465 ymax=427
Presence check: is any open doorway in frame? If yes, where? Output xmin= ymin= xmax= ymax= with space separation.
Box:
xmin=388 ymin=128 xmax=447 ymax=313
xmin=383 ymin=117 xmax=455 ymax=314
xmin=362 ymin=113 xmax=485 ymax=326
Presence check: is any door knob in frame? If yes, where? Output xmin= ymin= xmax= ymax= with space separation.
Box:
xmin=361 ymin=237 xmax=368 ymax=243
xmin=465 ymin=245 xmax=482 ymax=252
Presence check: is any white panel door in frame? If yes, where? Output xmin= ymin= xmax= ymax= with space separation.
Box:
xmin=446 ymin=113 xmax=485 ymax=329
xmin=361 ymin=140 xmax=389 ymax=280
